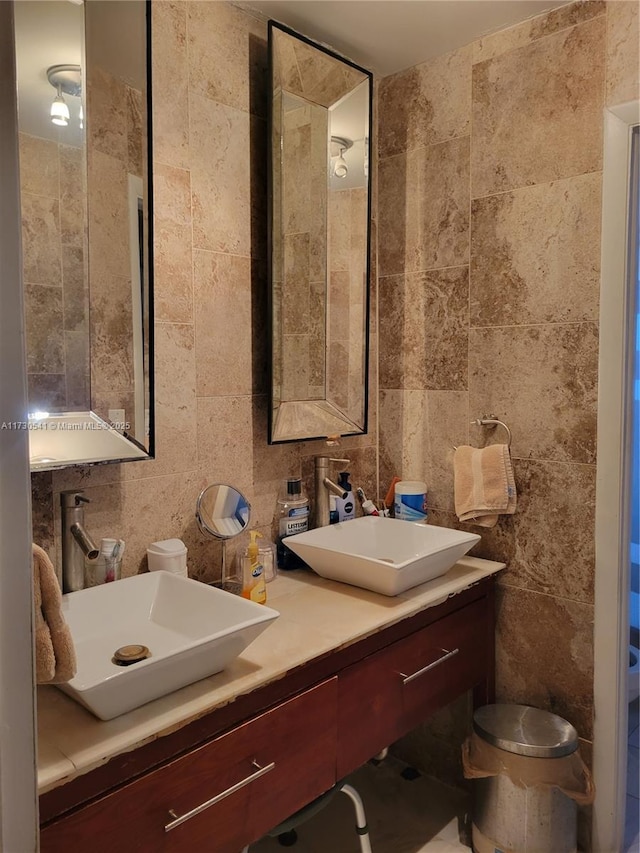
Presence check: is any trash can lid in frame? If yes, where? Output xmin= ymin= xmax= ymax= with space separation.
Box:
xmin=473 ymin=704 xmax=579 ymax=758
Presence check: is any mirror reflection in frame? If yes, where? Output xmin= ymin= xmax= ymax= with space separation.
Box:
xmin=14 ymin=0 xmax=153 ymax=470
xmin=269 ymin=23 xmax=372 ymax=443
xmin=196 ymin=484 xmax=252 ymax=540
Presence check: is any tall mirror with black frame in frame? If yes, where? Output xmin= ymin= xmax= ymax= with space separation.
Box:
xmin=13 ymin=0 xmax=154 ymax=471
xmin=268 ymin=21 xmax=372 ymax=444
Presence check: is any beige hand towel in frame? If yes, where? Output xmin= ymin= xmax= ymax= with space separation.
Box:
xmin=453 ymin=444 xmax=517 ymax=528
xmin=33 ymin=544 xmax=77 ymax=683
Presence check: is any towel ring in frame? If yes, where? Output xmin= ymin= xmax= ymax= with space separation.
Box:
xmin=471 ymin=417 xmax=512 ymax=449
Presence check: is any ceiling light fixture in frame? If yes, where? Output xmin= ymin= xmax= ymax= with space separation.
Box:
xmin=330 ymin=136 xmax=353 ymax=179
xmin=50 ymin=85 xmax=69 ymax=126
xmin=47 ymin=64 xmax=82 ymax=129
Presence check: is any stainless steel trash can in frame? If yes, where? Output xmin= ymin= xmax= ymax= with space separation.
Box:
xmin=463 ymin=704 xmax=593 ymax=853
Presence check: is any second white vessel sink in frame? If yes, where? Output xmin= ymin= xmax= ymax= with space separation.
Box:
xmin=284 ymin=516 xmax=480 ymax=596
xmin=57 ymin=571 xmax=279 ymax=720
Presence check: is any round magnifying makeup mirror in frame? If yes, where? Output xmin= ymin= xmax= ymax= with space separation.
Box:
xmin=196 ymin=484 xmax=251 ymax=540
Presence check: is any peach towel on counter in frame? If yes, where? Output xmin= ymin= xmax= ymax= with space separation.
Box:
xmin=453 ymin=444 xmax=517 ymax=528
xmin=33 ymin=543 xmax=77 ymax=683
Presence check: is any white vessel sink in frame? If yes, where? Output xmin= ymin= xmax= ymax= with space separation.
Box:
xmin=285 ymin=517 xmax=480 ymax=596
xmin=57 ymin=572 xmax=279 ymax=720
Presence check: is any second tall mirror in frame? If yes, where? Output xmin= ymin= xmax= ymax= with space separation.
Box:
xmin=268 ymin=22 xmax=372 ymax=444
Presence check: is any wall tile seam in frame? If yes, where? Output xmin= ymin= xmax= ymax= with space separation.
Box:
xmin=496 ymin=579 xmax=596 ymax=609
xmin=470 ymin=8 xmax=608 ymax=69
xmin=378 ymin=263 xmax=470 ymax=281
xmin=19 ymin=189 xmax=60 ymax=204
xmin=187 ymin=87 xmax=266 ymax=122
xmin=495 ymin=577 xmax=596 ymax=608
xmin=191 ymin=245 xmax=254 ymax=261
xmin=50 ymin=468 xmax=202 ymax=492
xmin=469 ymin=168 xmax=604 ymax=203
xmin=23 ymin=282 xmax=63 ymax=290
xmin=153 ymin=160 xmax=192 ymax=177
xmin=468 ymin=319 xmax=600 ymax=331
xmin=154 ymin=320 xmax=195 ymax=327
xmin=377 ymin=131 xmax=471 ymax=162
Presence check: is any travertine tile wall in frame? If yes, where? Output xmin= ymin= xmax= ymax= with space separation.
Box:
xmin=378 ymin=0 xmax=638 ymax=795
xmin=30 ymin=1 xmax=378 ymax=587
xmin=86 ymin=64 xmax=143 ymax=433
xmin=19 ymin=133 xmax=89 ymax=413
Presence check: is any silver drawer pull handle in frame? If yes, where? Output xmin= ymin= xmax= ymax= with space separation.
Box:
xmin=399 ymin=648 xmax=459 ymax=685
xmin=164 ymin=759 xmax=275 ymax=832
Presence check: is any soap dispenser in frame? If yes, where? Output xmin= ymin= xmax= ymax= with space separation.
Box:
xmin=335 ymin=472 xmax=355 ymax=521
xmin=243 ymin=530 xmax=267 ymax=604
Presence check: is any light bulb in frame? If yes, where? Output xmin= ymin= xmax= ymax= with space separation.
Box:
xmin=51 ymin=91 xmax=69 ymax=127
xmin=334 ymin=154 xmax=348 ymax=179
xmin=79 ymin=103 xmax=84 ymax=130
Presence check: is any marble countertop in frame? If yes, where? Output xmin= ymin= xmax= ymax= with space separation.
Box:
xmin=37 ymin=556 xmax=504 ymax=795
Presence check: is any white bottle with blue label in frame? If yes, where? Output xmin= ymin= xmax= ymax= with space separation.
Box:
xmin=336 ymin=472 xmax=356 ymax=522
xmin=394 ymin=480 xmax=428 ymax=522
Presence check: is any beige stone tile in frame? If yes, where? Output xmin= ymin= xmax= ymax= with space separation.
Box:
xmin=606 ymin=0 xmax=640 ymax=106
xmin=489 ymin=459 xmax=596 ymax=603
xmin=190 ymin=94 xmax=265 ymax=258
xmin=472 ymin=18 xmax=533 ymax=65
xmin=18 ymin=134 xmax=59 ymax=198
xmin=124 ymin=322 xmax=196 ymax=480
xmin=62 ymin=245 xmax=87 ymax=333
xmin=21 ymin=194 xmax=62 ymax=287
xmin=126 ymin=86 xmax=143 ymax=178
xmin=187 ymin=1 xmax=267 ymax=118
xmin=495 ymin=585 xmax=594 ymax=738
xmin=379 ymin=138 xmax=469 ymax=276
xmin=30 ymin=473 xmax=55 ymax=558
xmin=470 ymin=173 xmax=602 ymax=326
xmin=282 ymin=334 xmax=311 ymax=402
xmin=87 ymin=66 xmax=127 ymax=163
xmin=329 ymin=190 xmax=352 ymax=272
xmin=194 ymin=250 xmax=266 ymax=396
xmin=196 ymin=395 xmax=255 ymax=492
xmin=59 ymin=144 xmax=85 ymax=248
xmin=472 ymin=17 xmax=605 ymax=198
xmin=469 ymin=324 xmax=598 ymax=464
xmin=28 ymin=374 xmax=66 ymax=414
xmin=530 ymin=1 xmax=606 ymax=39
xmin=153 ymin=163 xmax=192 ymax=324
xmin=379 ymin=389 xmax=405 ymax=493
xmin=380 ymin=267 xmax=468 ymax=392
xmin=64 ymin=330 xmax=90 ymax=410
xmin=402 ymin=390 xmax=469 ymax=513
xmin=89 ymin=272 xmax=134 ymax=425
xmin=25 ymin=285 xmax=64 ymax=374
xmin=378 ymin=44 xmax=471 ymax=158
xmin=283 ymin=233 xmax=310 ymax=336
xmin=87 ymin=150 xmax=129 ymax=279
xmin=152 ymin=1 xmax=189 ymax=170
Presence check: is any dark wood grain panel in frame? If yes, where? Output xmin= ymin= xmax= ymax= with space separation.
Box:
xmin=337 ymin=597 xmax=490 ymax=777
xmin=41 ymin=679 xmax=338 ymax=853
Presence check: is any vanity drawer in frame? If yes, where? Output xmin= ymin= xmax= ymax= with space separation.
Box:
xmin=337 ymin=598 xmax=489 ymax=777
xmin=41 ymin=678 xmax=338 ymax=853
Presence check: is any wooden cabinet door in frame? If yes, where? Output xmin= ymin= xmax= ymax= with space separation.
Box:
xmin=41 ymin=679 xmax=338 ymax=853
xmin=337 ymin=598 xmax=489 ymax=777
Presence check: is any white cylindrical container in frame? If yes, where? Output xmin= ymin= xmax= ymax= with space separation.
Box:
xmin=147 ymin=538 xmax=188 ymax=576
xmin=394 ymin=481 xmax=427 ymax=522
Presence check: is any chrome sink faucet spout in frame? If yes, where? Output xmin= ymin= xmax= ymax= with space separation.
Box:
xmin=61 ymin=490 xmax=99 ymax=593
xmin=314 ymin=456 xmax=350 ymax=528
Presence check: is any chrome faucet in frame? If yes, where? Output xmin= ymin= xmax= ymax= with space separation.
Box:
xmin=61 ymin=490 xmax=99 ymax=593
xmin=314 ymin=456 xmax=350 ymax=528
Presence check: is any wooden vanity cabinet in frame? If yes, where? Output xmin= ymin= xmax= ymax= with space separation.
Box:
xmin=40 ymin=680 xmax=338 ymax=853
xmin=337 ymin=596 xmax=490 ymax=777
xmin=40 ymin=577 xmax=496 ymax=853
